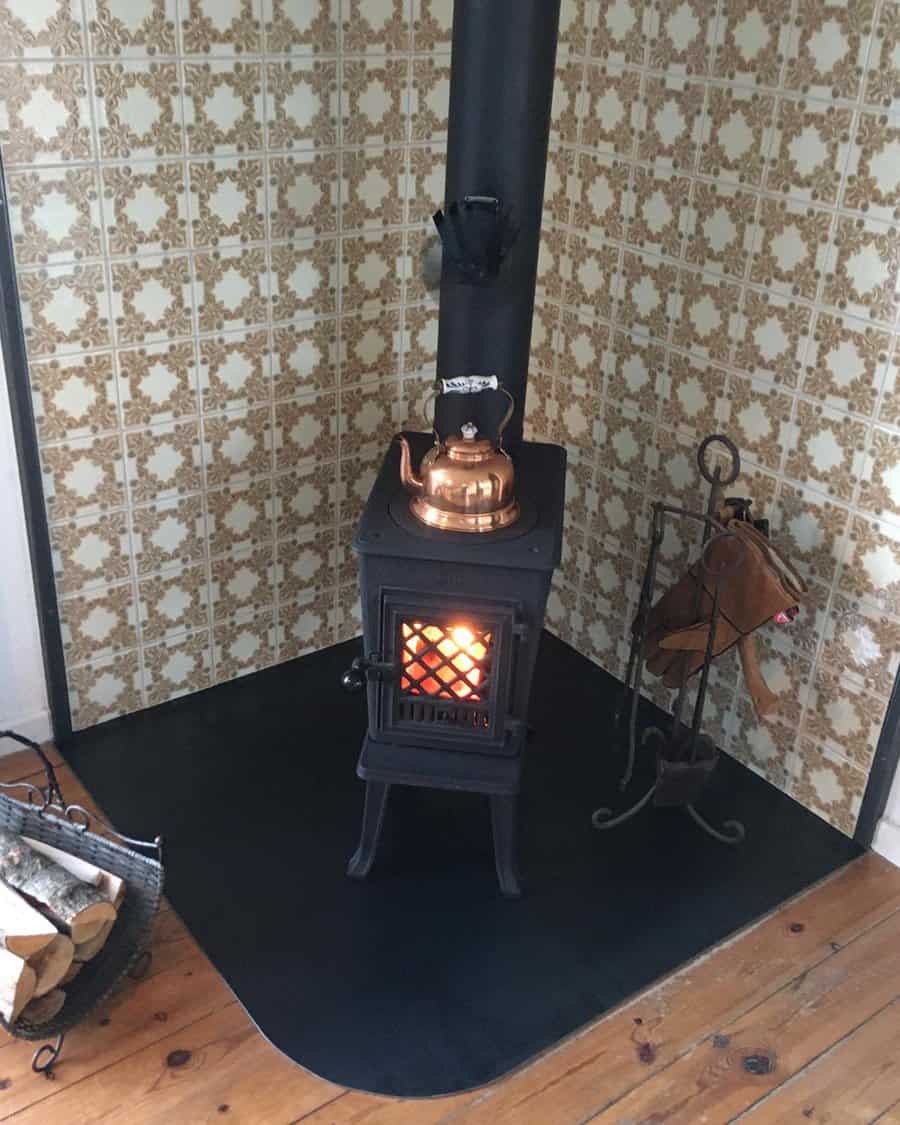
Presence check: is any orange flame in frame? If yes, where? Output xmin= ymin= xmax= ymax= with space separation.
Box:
xmin=400 ymin=621 xmax=491 ymax=701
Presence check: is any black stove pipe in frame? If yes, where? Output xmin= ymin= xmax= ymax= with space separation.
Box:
xmin=435 ymin=0 xmax=562 ymax=454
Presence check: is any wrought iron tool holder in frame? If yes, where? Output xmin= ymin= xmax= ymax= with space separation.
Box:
xmin=592 ymin=434 xmax=749 ymax=846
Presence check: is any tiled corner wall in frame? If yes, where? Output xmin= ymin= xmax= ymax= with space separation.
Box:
xmin=523 ymin=0 xmax=900 ymax=835
xmin=0 ymin=0 xmax=453 ymax=729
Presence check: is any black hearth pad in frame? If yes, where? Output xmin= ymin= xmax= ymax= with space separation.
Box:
xmin=63 ymin=633 xmax=861 ymax=1097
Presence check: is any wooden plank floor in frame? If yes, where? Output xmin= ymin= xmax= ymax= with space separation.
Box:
xmin=1 ymin=748 xmax=899 ymax=1124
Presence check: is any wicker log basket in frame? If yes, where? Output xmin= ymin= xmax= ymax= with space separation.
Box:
xmin=0 ymin=732 xmax=164 ymax=1075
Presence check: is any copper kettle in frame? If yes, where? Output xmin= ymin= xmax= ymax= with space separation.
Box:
xmin=397 ymin=378 xmax=520 ymax=533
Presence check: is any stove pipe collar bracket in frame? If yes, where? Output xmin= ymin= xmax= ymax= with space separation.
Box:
xmin=433 ymin=195 xmax=519 ymax=284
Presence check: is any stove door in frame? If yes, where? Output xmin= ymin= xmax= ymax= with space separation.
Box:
xmin=375 ymin=591 xmax=522 ymax=753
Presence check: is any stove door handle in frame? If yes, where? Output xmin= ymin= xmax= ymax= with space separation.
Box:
xmin=341 ymin=654 xmax=397 ymax=693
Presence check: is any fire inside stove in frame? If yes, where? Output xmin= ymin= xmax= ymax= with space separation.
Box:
xmin=400 ymin=621 xmax=493 ymax=702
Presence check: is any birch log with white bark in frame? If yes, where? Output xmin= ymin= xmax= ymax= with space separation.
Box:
xmin=0 ymin=880 xmax=59 ymax=958
xmin=0 ymin=947 xmax=37 ymax=1024
xmin=23 ymin=837 xmax=125 ymax=906
xmin=0 ymin=829 xmax=115 ymax=944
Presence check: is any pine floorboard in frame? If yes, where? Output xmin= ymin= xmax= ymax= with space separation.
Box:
xmin=0 ymin=747 xmax=898 ymax=1124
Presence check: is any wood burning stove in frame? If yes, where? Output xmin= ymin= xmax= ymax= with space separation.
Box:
xmin=343 ymin=432 xmax=565 ymax=896
xmin=342 ymin=0 xmax=564 ymax=895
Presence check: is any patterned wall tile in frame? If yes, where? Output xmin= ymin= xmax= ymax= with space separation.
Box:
xmin=340 ymin=229 xmax=404 ymax=312
xmin=50 ymin=510 xmax=131 ymax=596
xmin=865 ymin=1 xmax=900 ymax=109
xmin=771 ymin=481 xmax=850 ymax=584
xmin=93 ymin=62 xmax=182 ymax=160
xmin=206 ymin=478 xmax=273 ymax=557
xmin=181 ymin=0 xmax=262 ymax=55
xmin=0 ymin=0 xmax=84 ymax=58
xmin=111 ymin=255 xmax=193 ymax=345
xmin=801 ymin=311 xmax=890 ymax=415
xmin=211 ymin=546 xmax=275 ymax=620
xmin=40 ymin=434 xmax=126 ymax=521
xmin=7 ymin=168 xmax=102 ymax=267
xmin=638 ymin=75 xmax=704 ymax=170
xmin=263 ymin=0 xmax=338 ymax=54
xmin=213 ymin=610 xmax=275 ymax=682
xmin=650 ymin=0 xmax=715 ymax=75
xmin=573 ymin=153 xmax=630 ymax=242
xmin=86 ymin=0 xmax=177 ymax=57
xmin=713 ymin=0 xmax=790 ymax=87
xmin=685 ymin=181 xmax=758 ymax=279
xmin=700 ymin=86 xmax=775 ymax=187
xmin=341 ymin=58 xmax=409 ymax=146
xmin=68 ymin=651 xmax=142 ymax=729
xmin=786 ymin=400 xmax=866 ymax=500
xmin=751 ymin=197 xmax=831 ymax=300
xmin=0 ymin=63 xmax=93 ymax=165
xmin=194 ymin=247 xmax=268 ymax=333
xmin=844 ymin=112 xmax=900 ymax=223
xmin=272 ymin=320 xmax=337 ymax=396
xmin=30 ymin=353 xmax=118 ymax=442
xmin=270 ymin=238 xmax=338 ymax=320
xmin=274 ymin=391 xmax=338 ymax=467
xmin=138 ymin=563 xmax=209 ymax=642
xmin=131 ymin=493 xmax=207 ymax=575
xmin=203 ymin=405 xmax=273 ymax=485
xmin=279 ymin=589 xmax=336 ymax=659
xmin=125 ymin=419 xmax=203 ymax=503
xmin=103 ymin=163 xmax=188 ymax=256
xmin=410 ymin=56 xmax=450 ymax=143
xmin=790 ymin=738 xmax=867 ymax=835
xmin=184 ymin=61 xmax=263 ymax=155
xmin=119 ymin=341 xmax=198 ymax=428
xmin=823 ymin=215 xmax=900 ymax=325
xmin=591 ymin=0 xmax=649 ymax=64
xmin=143 ymin=631 xmax=211 ymax=706
xmin=200 ymin=330 xmax=271 ymax=410
xmin=767 ymin=98 xmax=853 ymax=205
xmin=59 ymin=582 xmax=138 ymax=664
xmin=276 ymin=461 xmax=337 ymax=536
xmin=803 ymin=665 xmax=886 ymax=770
xmin=19 ymin=264 xmax=111 ymax=358
xmin=406 ymin=145 xmax=445 ymax=224
xmin=190 ymin=158 xmax=265 ymax=248
xmin=266 ymin=59 xmax=338 ymax=150
xmin=734 ymin=290 xmax=811 ymax=386
xmin=674 ymin=269 xmax=741 ymax=361
xmin=582 ymin=64 xmax=642 ymax=155
xmin=784 ymin=0 xmax=875 ymax=101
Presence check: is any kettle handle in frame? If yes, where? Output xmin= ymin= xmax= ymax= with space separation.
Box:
xmin=422 ymin=379 xmax=516 ymax=449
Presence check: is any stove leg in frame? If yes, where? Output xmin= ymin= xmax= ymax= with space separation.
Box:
xmin=491 ymin=794 xmax=522 ymax=898
xmin=347 ymin=781 xmax=391 ymax=880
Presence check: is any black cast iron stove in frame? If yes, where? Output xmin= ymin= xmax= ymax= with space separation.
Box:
xmin=342 ymin=0 xmax=564 ymax=895
xmin=344 ymin=432 xmax=565 ymax=896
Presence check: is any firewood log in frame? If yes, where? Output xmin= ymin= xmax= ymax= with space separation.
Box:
xmin=0 ymin=880 xmax=59 ymax=958
xmin=60 ymin=962 xmax=82 ymax=985
xmin=73 ymin=919 xmax=114 ymax=963
xmin=23 ymin=837 xmax=125 ymax=906
xmin=0 ymin=947 xmax=37 ymax=1024
xmin=27 ymin=934 xmax=74 ymax=997
xmin=20 ymin=987 xmax=64 ymax=1025
xmin=22 ymin=837 xmax=102 ymax=887
xmin=0 ymin=829 xmax=115 ymax=944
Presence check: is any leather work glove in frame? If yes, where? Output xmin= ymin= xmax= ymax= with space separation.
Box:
xmin=642 ymin=521 xmax=807 ymax=714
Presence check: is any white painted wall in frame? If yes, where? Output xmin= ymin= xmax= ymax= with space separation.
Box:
xmin=874 ymin=768 xmax=900 ymax=867
xmin=0 ymin=349 xmax=51 ymax=751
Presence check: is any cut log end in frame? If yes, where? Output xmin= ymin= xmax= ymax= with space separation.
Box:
xmin=28 ymin=934 xmax=74 ymax=998
xmin=74 ymin=918 xmax=115 ymax=963
xmin=69 ymin=902 xmax=117 ymax=946
xmin=21 ymin=987 xmax=65 ymax=1026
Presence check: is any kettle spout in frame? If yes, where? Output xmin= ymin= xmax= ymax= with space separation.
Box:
xmin=396 ymin=434 xmax=424 ymax=497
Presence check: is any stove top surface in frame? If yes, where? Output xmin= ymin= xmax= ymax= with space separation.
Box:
xmin=354 ymin=432 xmax=567 ymax=571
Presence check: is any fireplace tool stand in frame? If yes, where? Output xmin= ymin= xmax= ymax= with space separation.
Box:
xmin=592 ymin=435 xmax=748 ymax=846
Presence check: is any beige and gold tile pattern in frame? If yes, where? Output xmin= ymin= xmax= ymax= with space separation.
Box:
xmin=0 ymin=0 xmax=446 ymax=729
xmin=528 ymin=0 xmax=900 ymax=836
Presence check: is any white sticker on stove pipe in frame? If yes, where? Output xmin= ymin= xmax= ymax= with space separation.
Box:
xmin=439 ymin=375 xmax=499 ymax=394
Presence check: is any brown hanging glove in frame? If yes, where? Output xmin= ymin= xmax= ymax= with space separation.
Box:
xmin=642 ymin=521 xmax=807 ymax=693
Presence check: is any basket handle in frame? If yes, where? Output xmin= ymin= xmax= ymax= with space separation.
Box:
xmin=0 ymin=730 xmax=64 ymax=807
xmin=0 ymin=730 xmax=163 ymax=865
